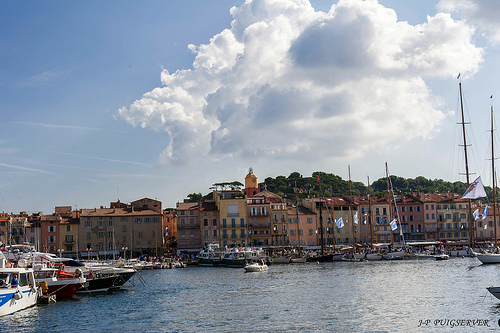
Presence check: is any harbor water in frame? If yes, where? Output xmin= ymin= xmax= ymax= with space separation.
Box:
xmin=2 ymin=257 xmax=500 ymax=332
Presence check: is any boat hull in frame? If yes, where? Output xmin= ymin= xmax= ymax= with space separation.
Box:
xmin=382 ymin=251 xmax=405 ymax=260
xmin=77 ymin=275 xmax=118 ymax=294
xmin=487 ymin=286 xmax=500 ymax=300
xmin=474 ymin=252 xmax=500 ymax=264
xmin=290 ymin=257 xmax=307 ymax=263
xmin=307 ymin=254 xmax=333 ymax=262
xmin=272 ymin=256 xmax=291 ymax=264
xmin=365 ymin=253 xmax=383 ymax=260
xmin=46 ymin=279 xmax=85 ymax=298
xmin=0 ymin=287 xmax=39 ymax=317
xmin=197 ymin=257 xmax=225 ymax=267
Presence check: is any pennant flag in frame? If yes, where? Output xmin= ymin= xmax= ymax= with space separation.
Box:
xmin=457 ymin=73 xmax=460 ymax=79
xmin=482 ymin=205 xmax=488 ymax=219
xmin=461 ymin=176 xmax=487 ymax=199
xmin=473 ymin=209 xmax=479 ymax=220
xmin=353 ymin=212 xmax=359 ymax=224
xmin=390 ymin=218 xmax=397 ymax=231
xmin=336 ymin=217 xmax=344 ymax=229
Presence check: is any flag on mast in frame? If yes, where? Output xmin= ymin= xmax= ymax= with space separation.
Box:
xmin=473 ymin=209 xmax=479 ymax=220
xmin=461 ymin=176 xmax=487 ymax=199
xmin=353 ymin=212 xmax=359 ymax=224
xmin=390 ymin=219 xmax=397 ymax=231
xmin=336 ymin=217 xmax=344 ymax=229
xmin=482 ymin=205 xmax=488 ymax=220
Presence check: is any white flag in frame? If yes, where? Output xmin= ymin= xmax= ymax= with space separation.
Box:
xmin=473 ymin=209 xmax=479 ymax=220
xmin=461 ymin=176 xmax=487 ymax=199
xmin=353 ymin=212 xmax=359 ymax=224
xmin=390 ymin=218 xmax=397 ymax=231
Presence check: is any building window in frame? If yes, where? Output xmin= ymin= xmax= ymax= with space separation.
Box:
xmin=66 ymin=225 xmax=71 ymax=232
xmin=138 ymin=232 xmax=143 ymax=238
xmin=135 ymin=218 xmax=142 ymax=224
xmin=108 ymin=220 xmax=114 ymax=227
xmin=48 ymin=226 xmax=55 ymax=233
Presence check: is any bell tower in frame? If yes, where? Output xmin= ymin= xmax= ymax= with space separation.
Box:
xmin=243 ymin=167 xmax=260 ymax=196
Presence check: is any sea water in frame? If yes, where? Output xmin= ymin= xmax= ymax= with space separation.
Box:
xmin=1 ymin=257 xmax=500 ymax=332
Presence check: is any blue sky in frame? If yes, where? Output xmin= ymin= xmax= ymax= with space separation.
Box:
xmin=2 ymin=0 xmax=500 ymax=214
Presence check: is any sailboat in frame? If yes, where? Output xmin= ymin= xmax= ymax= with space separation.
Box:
xmin=474 ymin=101 xmax=500 ymax=264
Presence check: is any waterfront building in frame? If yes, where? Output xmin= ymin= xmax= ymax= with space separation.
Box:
xmin=214 ymin=190 xmax=247 ymax=248
xmin=254 ymin=190 xmax=286 ymax=248
xmin=356 ymin=196 xmax=374 ymax=245
xmin=246 ymin=193 xmax=271 ymax=246
xmin=286 ymin=204 xmax=317 ymax=247
xmin=40 ymin=213 xmax=61 ymax=252
xmin=163 ymin=209 xmax=177 ymax=252
xmin=200 ymin=202 xmax=219 ymax=248
xmin=393 ymin=193 xmax=425 ymax=241
xmin=435 ymin=193 xmax=470 ymax=242
xmin=79 ymin=198 xmax=164 ymax=259
xmin=176 ymin=202 xmax=202 ymax=254
xmin=421 ymin=194 xmax=440 ymax=240
xmin=370 ymin=195 xmax=392 ymax=244
xmin=0 ymin=212 xmax=10 ymax=245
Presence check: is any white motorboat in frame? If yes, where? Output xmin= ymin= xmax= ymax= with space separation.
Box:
xmin=0 ymin=255 xmax=40 ymax=317
xmin=244 ymin=259 xmax=268 ymax=272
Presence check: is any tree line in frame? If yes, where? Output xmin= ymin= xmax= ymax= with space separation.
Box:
xmin=185 ymin=172 xmax=494 ymax=203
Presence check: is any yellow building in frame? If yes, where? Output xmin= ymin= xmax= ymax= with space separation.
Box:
xmin=214 ymin=190 xmax=247 ymax=248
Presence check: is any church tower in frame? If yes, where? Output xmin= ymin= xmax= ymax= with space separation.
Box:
xmin=243 ymin=167 xmax=260 ymax=196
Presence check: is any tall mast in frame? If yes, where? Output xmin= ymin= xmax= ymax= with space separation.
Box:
xmin=348 ymin=166 xmax=356 ymax=246
xmin=368 ymin=176 xmax=374 ymax=248
xmin=386 ymin=163 xmax=394 ymax=246
xmin=459 ymin=81 xmax=474 ymax=246
xmin=491 ymin=103 xmax=498 ymax=248
xmin=330 ymin=185 xmax=336 ymax=249
xmin=318 ymin=179 xmax=325 ymax=256
xmin=294 ymin=181 xmax=301 ymax=252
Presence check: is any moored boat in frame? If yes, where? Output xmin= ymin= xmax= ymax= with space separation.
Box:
xmin=271 ymin=255 xmax=291 ymax=264
xmin=32 ymin=263 xmax=85 ymax=298
xmin=0 ymin=255 xmax=39 ymax=316
xmin=197 ymin=243 xmax=225 ymax=266
xmin=223 ymin=247 xmax=264 ymax=268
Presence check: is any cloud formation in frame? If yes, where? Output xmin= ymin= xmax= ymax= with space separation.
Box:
xmin=438 ymin=0 xmax=500 ymax=43
xmin=118 ymin=0 xmax=484 ymax=166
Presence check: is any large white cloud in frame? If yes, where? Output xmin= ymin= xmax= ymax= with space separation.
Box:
xmin=118 ymin=0 xmax=483 ymax=166
xmin=438 ymin=0 xmax=500 ymax=43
